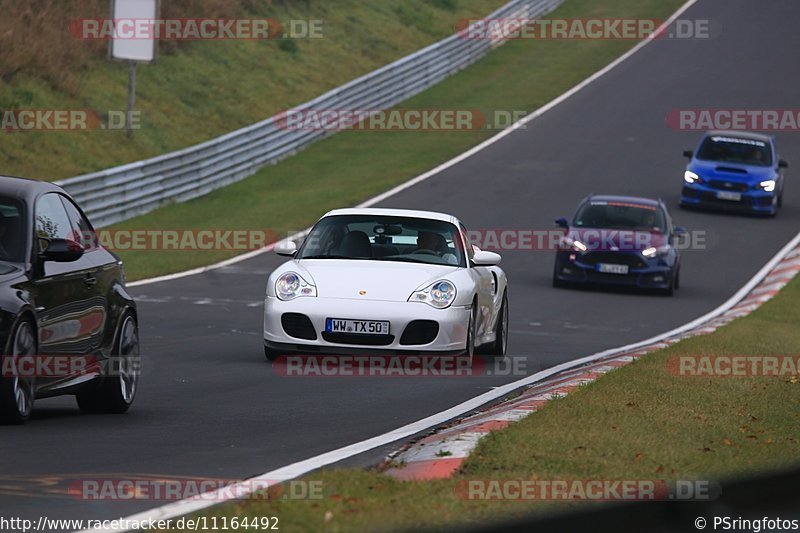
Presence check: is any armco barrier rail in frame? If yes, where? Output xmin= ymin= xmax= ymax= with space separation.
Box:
xmin=56 ymin=0 xmax=564 ymax=227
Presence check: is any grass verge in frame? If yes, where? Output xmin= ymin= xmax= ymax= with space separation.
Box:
xmin=107 ymin=0 xmax=687 ymax=281
xmin=171 ymin=264 xmax=800 ymax=531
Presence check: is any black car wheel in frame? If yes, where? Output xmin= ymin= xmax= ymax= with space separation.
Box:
xmin=0 ymin=319 xmax=37 ymax=424
xmin=660 ymin=272 xmax=676 ymax=297
xmin=463 ymin=304 xmax=476 ymax=364
xmin=77 ymin=312 xmax=139 ymax=414
xmin=552 ymin=263 xmax=567 ymax=288
xmin=483 ymin=292 xmax=508 ymax=357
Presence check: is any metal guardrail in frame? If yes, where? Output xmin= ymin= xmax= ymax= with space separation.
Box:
xmin=56 ymin=0 xmax=564 ymax=227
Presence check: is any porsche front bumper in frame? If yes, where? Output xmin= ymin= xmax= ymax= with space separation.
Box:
xmin=263 ymin=296 xmax=470 ymax=355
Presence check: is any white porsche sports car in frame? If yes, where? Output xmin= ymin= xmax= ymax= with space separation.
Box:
xmin=263 ymin=208 xmax=509 ymax=360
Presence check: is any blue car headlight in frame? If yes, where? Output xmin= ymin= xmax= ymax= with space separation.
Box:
xmin=684 ymin=171 xmax=702 ymax=184
xmin=560 ymin=235 xmax=588 ymax=253
xmin=759 ymin=179 xmax=776 ymax=192
xmin=642 ymin=246 xmax=671 ymax=259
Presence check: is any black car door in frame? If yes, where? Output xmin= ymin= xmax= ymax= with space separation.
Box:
xmin=59 ymin=194 xmax=119 ymax=353
xmin=29 ymin=193 xmax=107 ymax=391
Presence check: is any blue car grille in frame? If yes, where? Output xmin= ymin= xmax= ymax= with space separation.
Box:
xmin=580 ymin=252 xmax=647 ymax=269
xmin=707 ymin=180 xmax=749 ymax=192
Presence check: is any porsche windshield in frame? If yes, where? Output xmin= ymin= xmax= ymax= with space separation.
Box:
xmin=573 ymin=202 xmax=667 ymax=232
xmin=696 ymin=136 xmax=772 ymax=167
xmin=298 ymin=215 xmax=466 ymax=267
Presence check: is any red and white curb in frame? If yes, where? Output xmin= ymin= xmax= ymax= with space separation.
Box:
xmin=383 ymin=245 xmax=800 ymax=481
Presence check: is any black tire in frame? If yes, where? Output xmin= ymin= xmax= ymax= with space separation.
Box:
xmin=77 ymin=312 xmax=139 ymax=414
xmin=0 ymin=318 xmax=37 ymax=424
xmin=768 ymin=195 xmax=779 ymax=217
xmin=264 ymin=346 xmax=280 ymax=362
xmin=463 ymin=304 xmax=477 ymax=364
xmin=483 ymin=292 xmax=508 ymax=357
xmin=552 ymin=264 xmax=567 ymax=288
xmin=674 ymin=267 xmax=681 ymax=290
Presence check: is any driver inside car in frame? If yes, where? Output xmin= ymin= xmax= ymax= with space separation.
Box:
xmin=416 ymin=230 xmax=445 ymax=254
xmin=415 ymin=230 xmax=459 ymax=264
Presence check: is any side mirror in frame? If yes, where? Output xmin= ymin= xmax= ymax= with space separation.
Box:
xmin=673 ymin=226 xmax=688 ymax=237
xmin=683 ymin=150 xmax=694 ymax=159
xmin=472 ymin=250 xmax=501 ymax=266
xmin=554 ymin=217 xmax=569 ymax=229
xmin=779 ymin=160 xmax=789 ymax=169
xmin=39 ymin=238 xmax=83 ymax=263
xmin=274 ymin=240 xmax=297 ymax=257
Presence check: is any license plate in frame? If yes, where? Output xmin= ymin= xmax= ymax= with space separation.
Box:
xmin=717 ymin=191 xmax=742 ymax=201
xmin=326 ymin=318 xmax=389 ymax=335
xmin=597 ymin=263 xmax=629 ymax=275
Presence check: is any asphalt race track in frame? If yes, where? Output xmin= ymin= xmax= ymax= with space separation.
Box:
xmin=2 ymin=0 xmax=799 ymax=525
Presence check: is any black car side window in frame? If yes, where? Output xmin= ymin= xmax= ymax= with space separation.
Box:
xmin=60 ymin=196 xmax=97 ymax=250
xmin=35 ymin=193 xmax=73 ymax=242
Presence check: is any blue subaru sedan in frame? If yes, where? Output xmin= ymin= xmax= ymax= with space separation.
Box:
xmin=680 ymin=131 xmax=788 ymax=216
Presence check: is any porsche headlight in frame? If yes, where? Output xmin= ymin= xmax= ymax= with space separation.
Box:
xmin=410 ymin=280 xmax=457 ymax=309
xmin=275 ymin=272 xmax=317 ymax=301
